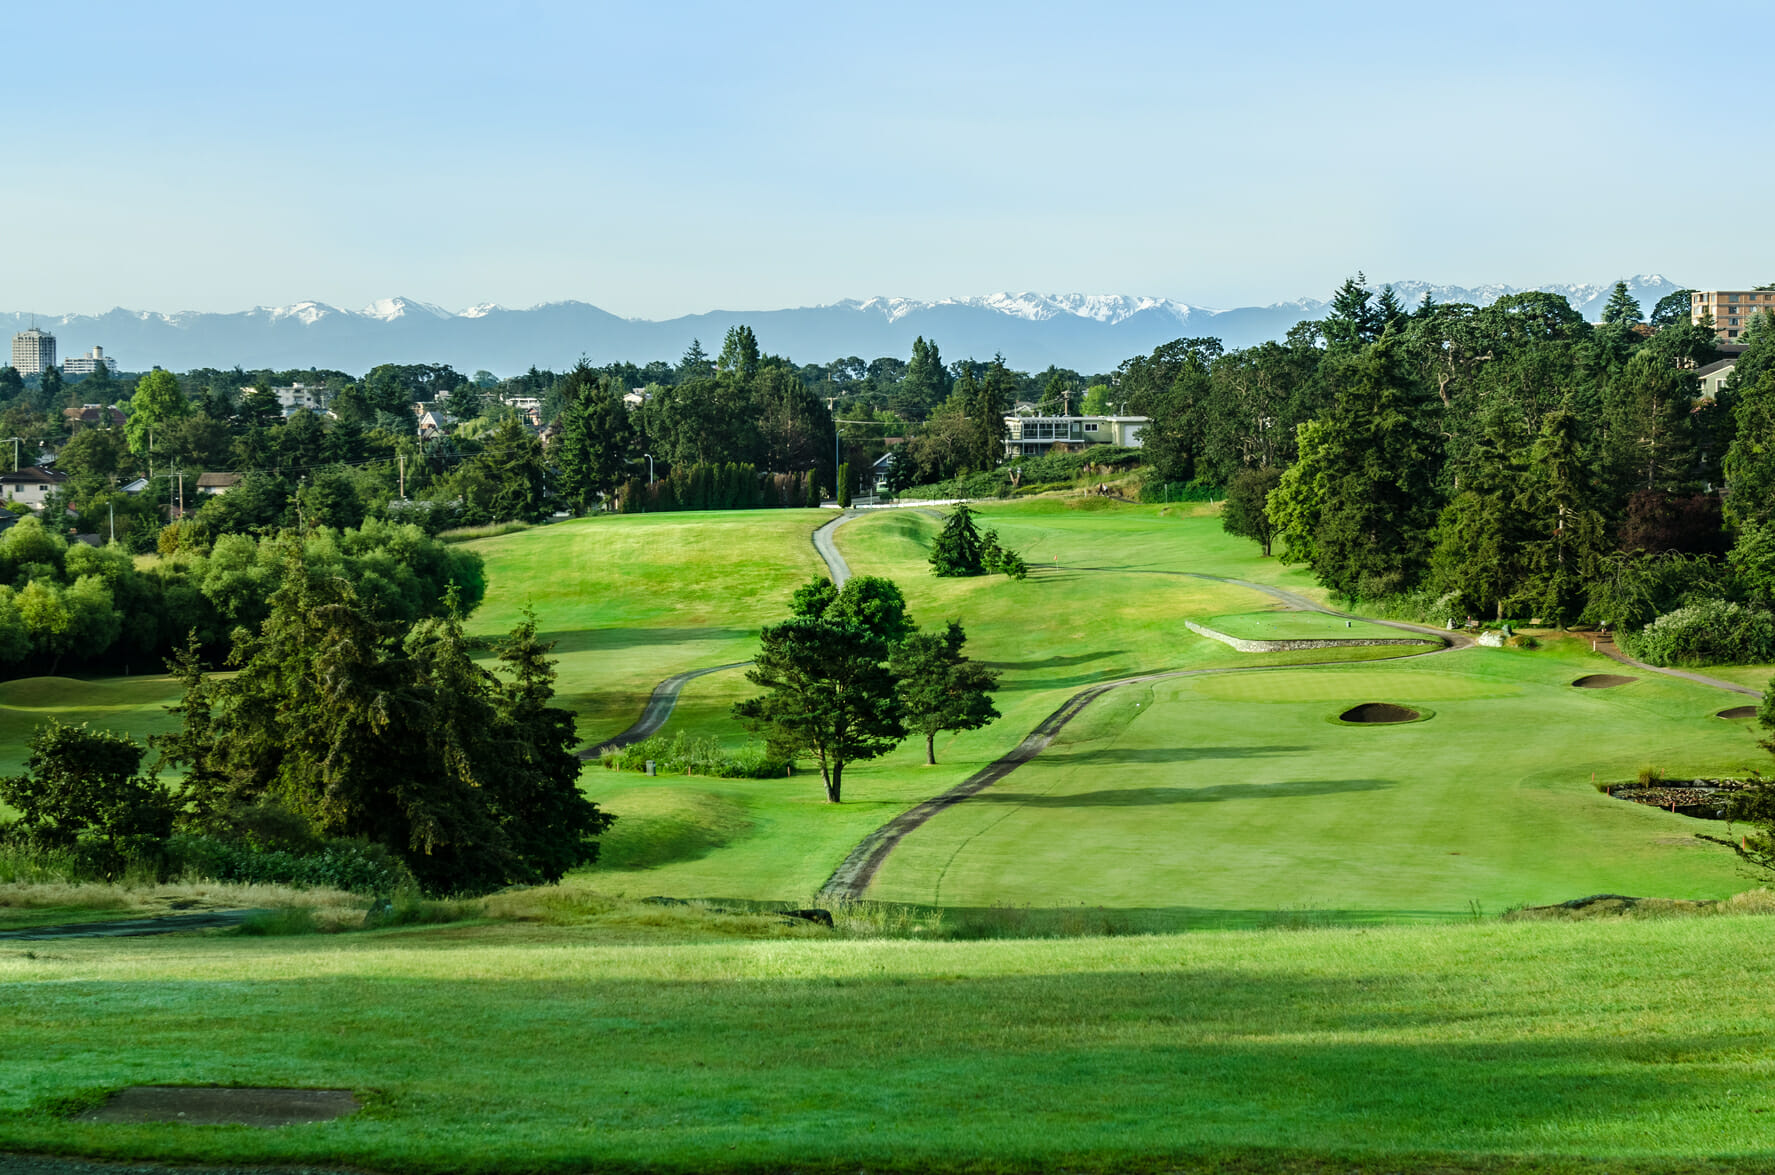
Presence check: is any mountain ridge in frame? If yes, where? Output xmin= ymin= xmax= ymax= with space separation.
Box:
xmin=1 ymin=276 xmax=1687 ymax=375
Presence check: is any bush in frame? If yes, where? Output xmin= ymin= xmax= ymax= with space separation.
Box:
xmin=1139 ymin=477 xmax=1222 ymax=504
xmin=613 ymin=732 xmax=790 ymax=779
xmin=1623 ymin=599 xmax=1775 ymax=667
xmin=899 ymin=447 xmax=1143 ymax=501
xmin=169 ymin=834 xmax=416 ymax=894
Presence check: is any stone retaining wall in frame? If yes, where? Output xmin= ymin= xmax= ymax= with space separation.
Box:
xmin=1185 ymin=620 xmax=1442 ymax=653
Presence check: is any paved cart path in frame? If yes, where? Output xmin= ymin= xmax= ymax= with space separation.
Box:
xmin=580 ymin=662 xmax=753 ymax=758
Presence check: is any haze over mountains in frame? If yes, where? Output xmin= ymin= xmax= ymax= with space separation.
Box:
xmin=4 ymin=276 xmax=1686 ymax=376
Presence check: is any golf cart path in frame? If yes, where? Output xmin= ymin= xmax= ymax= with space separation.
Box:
xmin=579 ymin=662 xmax=752 ymax=758
xmin=811 ymin=514 xmax=1474 ymax=901
xmin=1589 ymin=632 xmax=1761 ymax=698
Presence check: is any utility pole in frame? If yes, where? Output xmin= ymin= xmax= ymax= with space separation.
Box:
xmin=398 ymin=451 xmax=406 ymax=501
xmin=827 ymin=398 xmax=840 ymax=502
xmin=109 ymin=500 xmax=115 ymax=545
xmin=4 ymin=437 xmax=19 ymax=472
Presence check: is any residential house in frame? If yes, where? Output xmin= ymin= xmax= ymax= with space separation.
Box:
xmin=119 ymin=477 xmax=149 ymax=495
xmin=0 ymin=465 xmax=69 ymax=509
xmin=63 ymin=404 xmax=126 ymax=429
xmin=416 ymin=409 xmax=453 ymax=439
xmin=1694 ymin=358 xmax=1736 ymax=400
xmin=1002 ymin=414 xmax=1148 ymax=458
xmin=871 ymin=452 xmax=896 ymax=495
xmin=196 ymin=472 xmax=243 ymax=496
xmin=272 ymin=383 xmax=331 ymax=416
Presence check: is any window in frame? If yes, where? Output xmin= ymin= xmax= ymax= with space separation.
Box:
xmin=1084 ymin=422 xmax=1099 ymax=432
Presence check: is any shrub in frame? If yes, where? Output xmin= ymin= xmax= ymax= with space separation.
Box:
xmin=169 ymin=834 xmax=416 ymax=894
xmin=1623 ymin=599 xmax=1775 ymax=666
xmin=613 ymin=732 xmax=790 ymax=779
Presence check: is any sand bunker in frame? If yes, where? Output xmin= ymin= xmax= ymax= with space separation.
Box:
xmin=1718 ymin=705 xmax=1759 ymax=720
xmin=77 ymin=1086 xmax=360 ymax=1127
xmin=1572 ymin=674 xmax=1637 ymax=689
xmin=1339 ymin=702 xmax=1420 ymax=724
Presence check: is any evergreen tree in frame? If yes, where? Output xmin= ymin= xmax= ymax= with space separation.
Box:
xmin=892 ymin=336 xmax=951 ymax=420
xmin=717 ymin=325 xmax=761 ymax=382
xmin=928 ymin=503 xmax=986 ymax=576
xmin=159 ymin=553 xmax=609 ymax=893
xmin=1600 ymin=281 xmax=1644 ymax=325
xmin=973 ymin=357 xmax=1014 ymax=471
xmin=1269 ymin=338 xmax=1442 ymax=597
xmin=1323 ymin=273 xmax=1383 ymax=350
xmin=1520 ymin=402 xmax=1608 ymax=624
xmin=891 ymin=621 xmax=1000 ymax=764
xmin=1221 ymin=466 xmax=1283 ymax=556
xmin=678 ymin=338 xmax=714 ymax=381
xmin=1723 ymin=372 xmax=1775 ymax=528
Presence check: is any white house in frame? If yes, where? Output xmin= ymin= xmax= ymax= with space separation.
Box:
xmin=0 ymin=465 xmax=68 ymax=509
xmin=1002 ymin=414 xmax=1148 ymax=458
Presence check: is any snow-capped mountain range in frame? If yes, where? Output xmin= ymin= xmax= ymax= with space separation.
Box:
xmin=2 ymin=276 xmax=1687 ymax=376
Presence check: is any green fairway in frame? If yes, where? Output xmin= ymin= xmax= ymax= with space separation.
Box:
xmin=0 ymin=674 xmax=186 ymax=780
xmin=461 ymin=509 xmax=828 ymax=744
xmin=573 ymin=502 xmax=1425 ymax=903
xmin=6 ymin=914 xmax=1775 ymax=1172
xmin=871 ymin=635 xmax=1763 ymax=919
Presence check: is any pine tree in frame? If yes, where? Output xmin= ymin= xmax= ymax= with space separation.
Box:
xmin=929 ymin=503 xmax=986 ymax=576
xmin=1600 ymin=281 xmax=1644 ymax=325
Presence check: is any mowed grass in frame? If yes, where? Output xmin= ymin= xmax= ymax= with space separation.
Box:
xmin=0 ymin=674 xmax=185 ymax=780
xmin=462 ymin=510 xmax=827 ymax=744
xmin=575 ymin=501 xmax=1422 ymax=902
xmin=873 ymin=633 xmax=1764 ymax=919
xmin=7 ymin=916 xmax=1775 ymax=1171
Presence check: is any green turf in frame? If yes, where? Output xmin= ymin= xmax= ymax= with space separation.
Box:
xmin=871 ymin=632 xmax=1763 ymax=918
xmin=573 ymin=502 xmax=1423 ymax=903
xmin=462 ymin=510 xmax=828 ymax=746
xmin=0 ymin=674 xmax=186 ymax=780
xmin=6 ymin=915 xmax=1775 ymax=1172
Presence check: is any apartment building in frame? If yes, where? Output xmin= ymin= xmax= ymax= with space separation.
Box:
xmin=10 ymin=327 xmax=56 ymax=375
xmin=62 ymin=345 xmax=118 ymax=375
xmin=1691 ymin=289 xmax=1775 ymax=340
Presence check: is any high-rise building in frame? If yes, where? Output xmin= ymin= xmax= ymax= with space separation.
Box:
xmin=1690 ymin=290 xmax=1775 ymax=341
xmin=62 ymin=345 xmax=118 ymax=375
xmin=10 ymin=326 xmax=56 ymax=375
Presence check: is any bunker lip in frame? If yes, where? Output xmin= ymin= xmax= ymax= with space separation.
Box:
xmin=1572 ymin=674 xmax=1637 ymax=689
xmin=1337 ymin=702 xmax=1421 ymax=724
xmin=1717 ymin=705 xmax=1758 ymax=720
xmin=76 ymin=1086 xmax=361 ymax=1127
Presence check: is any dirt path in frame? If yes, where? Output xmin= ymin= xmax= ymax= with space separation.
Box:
xmin=579 ymin=662 xmax=752 ymax=758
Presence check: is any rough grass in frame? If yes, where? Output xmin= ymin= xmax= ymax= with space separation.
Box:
xmin=8 ymin=915 xmax=1775 ymax=1171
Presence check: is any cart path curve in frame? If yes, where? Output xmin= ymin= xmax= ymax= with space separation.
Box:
xmin=1587 ymin=632 xmax=1761 ymax=698
xmin=578 ymin=662 xmax=753 ymax=759
xmin=811 ymin=510 xmax=858 ymax=586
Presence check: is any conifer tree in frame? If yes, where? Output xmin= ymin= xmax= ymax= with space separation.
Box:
xmin=928 ymin=503 xmax=986 ymax=576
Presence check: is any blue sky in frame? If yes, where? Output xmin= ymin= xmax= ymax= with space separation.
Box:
xmin=4 ymin=1 xmax=1769 ymax=317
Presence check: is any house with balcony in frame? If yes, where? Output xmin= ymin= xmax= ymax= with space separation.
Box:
xmin=1002 ymin=414 xmax=1148 ymax=458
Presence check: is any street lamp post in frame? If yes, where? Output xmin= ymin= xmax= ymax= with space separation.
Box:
xmin=644 ymin=453 xmax=655 ymax=485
